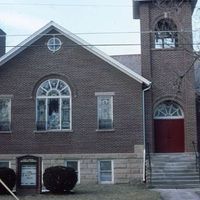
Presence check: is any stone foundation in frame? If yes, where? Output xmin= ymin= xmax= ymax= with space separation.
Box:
xmin=0 ymin=149 xmax=143 ymax=184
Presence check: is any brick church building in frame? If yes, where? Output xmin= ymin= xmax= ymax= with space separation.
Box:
xmin=0 ymin=0 xmax=198 ymax=192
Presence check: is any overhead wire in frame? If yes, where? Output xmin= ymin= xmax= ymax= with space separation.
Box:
xmin=0 ymin=2 xmax=200 ymax=9
xmin=0 ymin=3 xmax=132 ymax=7
xmin=0 ymin=30 xmax=199 ymax=37
xmin=1 ymin=43 xmax=200 ymax=48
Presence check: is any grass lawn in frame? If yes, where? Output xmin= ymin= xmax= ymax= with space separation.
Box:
xmin=0 ymin=184 xmax=161 ymax=200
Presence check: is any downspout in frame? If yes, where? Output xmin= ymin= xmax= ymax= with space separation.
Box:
xmin=142 ymin=83 xmax=151 ymax=182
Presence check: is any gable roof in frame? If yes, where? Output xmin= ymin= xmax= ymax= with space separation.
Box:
xmin=112 ymin=54 xmax=141 ymax=75
xmin=0 ymin=21 xmax=151 ymax=86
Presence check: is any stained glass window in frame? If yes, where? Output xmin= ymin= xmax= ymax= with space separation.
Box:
xmin=36 ymin=79 xmax=71 ymax=131
xmin=0 ymin=98 xmax=11 ymax=131
xmin=97 ymin=96 xmax=113 ymax=129
xmin=154 ymin=101 xmax=183 ymax=119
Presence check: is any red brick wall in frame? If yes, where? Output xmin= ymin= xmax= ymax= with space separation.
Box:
xmin=0 ymin=32 xmax=144 ymax=154
xmin=139 ymin=2 xmax=197 ymax=151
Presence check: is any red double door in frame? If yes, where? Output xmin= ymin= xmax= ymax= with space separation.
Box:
xmin=154 ymin=119 xmax=184 ymax=153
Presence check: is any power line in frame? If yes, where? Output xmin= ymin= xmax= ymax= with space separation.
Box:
xmin=0 ymin=30 xmax=199 ymax=37
xmin=0 ymin=44 xmax=142 ymax=48
xmin=0 ymin=3 xmax=132 ymax=7
xmin=0 ymin=2 xmax=199 ymax=9
xmin=1 ymin=43 xmax=200 ymax=48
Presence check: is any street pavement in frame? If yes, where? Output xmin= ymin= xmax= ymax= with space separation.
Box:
xmin=154 ymin=189 xmax=200 ymax=200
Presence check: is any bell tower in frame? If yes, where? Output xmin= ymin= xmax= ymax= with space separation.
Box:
xmin=133 ymin=0 xmax=197 ymax=152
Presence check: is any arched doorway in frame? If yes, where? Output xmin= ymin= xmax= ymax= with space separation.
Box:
xmin=154 ymin=101 xmax=184 ymax=153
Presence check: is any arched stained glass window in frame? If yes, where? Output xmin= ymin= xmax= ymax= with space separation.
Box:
xmin=36 ymin=79 xmax=71 ymax=131
xmin=154 ymin=101 xmax=183 ymax=119
xmin=155 ymin=18 xmax=178 ymax=49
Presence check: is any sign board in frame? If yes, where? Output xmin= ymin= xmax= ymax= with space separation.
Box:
xmin=21 ymin=164 xmax=36 ymax=186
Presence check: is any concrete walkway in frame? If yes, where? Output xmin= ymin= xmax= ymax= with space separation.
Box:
xmin=155 ymin=189 xmax=200 ymax=200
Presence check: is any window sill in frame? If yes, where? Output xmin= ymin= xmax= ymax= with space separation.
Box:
xmin=96 ymin=129 xmax=115 ymax=132
xmin=34 ymin=130 xmax=73 ymax=134
xmin=151 ymin=47 xmax=181 ymax=51
xmin=99 ymin=181 xmax=114 ymax=184
xmin=0 ymin=131 xmax=12 ymax=134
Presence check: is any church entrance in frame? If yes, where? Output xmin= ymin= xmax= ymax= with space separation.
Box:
xmin=154 ymin=101 xmax=184 ymax=153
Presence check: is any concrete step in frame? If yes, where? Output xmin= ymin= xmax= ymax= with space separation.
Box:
xmin=151 ymin=180 xmax=200 ymax=185
xmin=151 ymin=176 xmax=199 ymax=181
xmin=151 ymin=158 xmax=196 ymax=162
xmin=151 ymin=164 xmax=196 ymax=168
xmin=151 ymin=172 xmax=199 ymax=176
xmin=147 ymin=153 xmax=200 ymax=189
xmin=149 ymin=184 xmax=200 ymax=189
xmin=150 ymin=154 xmax=195 ymax=161
xmin=151 ymin=169 xmax=197 ymax=173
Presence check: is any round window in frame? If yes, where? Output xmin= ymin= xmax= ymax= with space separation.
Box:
xmin=47 ymin=37 xmax=62 ymax=52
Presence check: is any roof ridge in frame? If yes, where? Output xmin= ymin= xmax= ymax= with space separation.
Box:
xmin=0 ymin=21 xmax=151 ymax=86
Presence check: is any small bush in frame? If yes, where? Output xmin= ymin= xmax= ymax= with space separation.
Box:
xmin=43 ymin=166 xmax=77 ymax=193
xmin=0 ymin=167 xmax=16 ymax=194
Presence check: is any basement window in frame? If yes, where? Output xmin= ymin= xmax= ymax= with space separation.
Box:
xmin=98 ymin=160 xmax=114 ymax=184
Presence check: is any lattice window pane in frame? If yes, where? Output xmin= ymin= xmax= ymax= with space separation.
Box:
xmin=154 ymin=101 xmax=183 ymax=119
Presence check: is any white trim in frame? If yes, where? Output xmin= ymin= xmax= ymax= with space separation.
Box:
xmin=154 ymin=116 xmax=184 ymax=119
xmin=0 ymin=95 xmax=14 ymax=98
xmin=98 ymin=160 xmax=114 ymax=184
xmin=95 ymin=92 xmax=115 ymax=96
xmin=65 ymin=160 xmax=80 ymax=184
xmin=0 ymin=21 xmax=151 ymax=86
xmin=41 ymin=160 xmax=50 ymax=192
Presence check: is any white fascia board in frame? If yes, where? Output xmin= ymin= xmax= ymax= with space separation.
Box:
xmin=0 ymin=21 xmax=55 ymax=65
xmin=54 ymin=22 xmax=151 ymax=86
xmin=0 ymin=21 xmax=151 ymax=86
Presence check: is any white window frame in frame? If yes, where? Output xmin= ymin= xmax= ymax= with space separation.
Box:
xmin=65 ymin=160 xmax=80 ymax=184
xmin=47 ymin=36 xmax=62 ymax=53
xmin=95 ymin=92 xmax=114 ymax=130
xmin=0 ymin=160 xmax=11 ymax=168
xmin=98 ymin=160 xmax=114 ymax=184
xmin=0 ymin=97 xmax=11 ymax=132
xmin=36 ymin=79 xmax=72 ymax=131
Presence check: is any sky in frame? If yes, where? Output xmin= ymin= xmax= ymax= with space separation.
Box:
xmin=0 ymin=0 xmax=199 ymax=55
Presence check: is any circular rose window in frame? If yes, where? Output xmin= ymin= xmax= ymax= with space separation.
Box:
xmin=47 ymin=37 xmax=62 ymax=52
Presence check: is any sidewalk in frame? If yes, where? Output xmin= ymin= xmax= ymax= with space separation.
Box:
xmin=155 ymin=189 xmax=200 ymax=200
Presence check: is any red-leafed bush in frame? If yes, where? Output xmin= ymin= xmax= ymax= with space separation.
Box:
xmin=0 ymin=167 xmax=16 ymax=194
xmin=43 ymin=166 xmax=77 ymax=193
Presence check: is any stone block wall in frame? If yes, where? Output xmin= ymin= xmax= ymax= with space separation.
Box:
xmin=0 ymin=151 xmax=143 ymax=185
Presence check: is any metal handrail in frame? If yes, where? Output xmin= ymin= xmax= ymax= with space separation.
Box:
xmin=0 ymin=179 xmax=19 ymax=200
xmin=146 ymin=143 xmax=152 ymax=185
xmin=192 ymin=141 xmax=200 ymax=182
